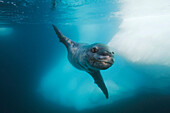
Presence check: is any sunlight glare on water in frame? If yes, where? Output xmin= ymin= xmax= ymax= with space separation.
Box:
xmin=0 ymin=0 xmax=119 ymax=24
xmin=0 ymin=27 xmax=13 ymax=36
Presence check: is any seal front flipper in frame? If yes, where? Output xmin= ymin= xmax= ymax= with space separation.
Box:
xmin=52 ymin=25 xmax=76 ymax=49
xmin=88 ymin=70 xmax=109 ymax=99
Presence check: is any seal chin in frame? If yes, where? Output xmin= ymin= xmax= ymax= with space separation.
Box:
xmin=89 ymin=56 xmax=114 ymax=70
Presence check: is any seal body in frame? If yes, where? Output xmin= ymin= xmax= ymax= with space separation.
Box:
xmin=67 ymin=43 xmax=88 ymax=71
xmin=52 ymin=25 xmax=114 ymax=99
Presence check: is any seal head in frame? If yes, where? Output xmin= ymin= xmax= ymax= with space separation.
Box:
xmin=86 ymin=43 xmax=114 ymax=70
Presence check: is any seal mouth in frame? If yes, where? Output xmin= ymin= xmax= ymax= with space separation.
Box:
xmin=89 ymin=55 xmax=114 ymax=70
xmin=97 ymin=60 xmax=113 ymax=65
xmin=98 ymin=55 xmax=114 ymax=64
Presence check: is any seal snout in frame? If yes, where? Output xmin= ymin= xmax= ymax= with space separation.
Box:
xmin=98 ymin=51 xmax=114 ymax=63
xmin=100 ymin=51 xmax=114 ymax=57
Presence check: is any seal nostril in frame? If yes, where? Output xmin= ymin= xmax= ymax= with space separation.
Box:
xmin=112 ymin=52 xmax=114 ymax=54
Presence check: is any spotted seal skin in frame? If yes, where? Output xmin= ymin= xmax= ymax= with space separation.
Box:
xmin=52 ymin=25 xmax=114 ymax=99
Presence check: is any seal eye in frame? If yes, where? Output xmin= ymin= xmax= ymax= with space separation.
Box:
xmin=91 ymin=47 xmax=98 ymax=53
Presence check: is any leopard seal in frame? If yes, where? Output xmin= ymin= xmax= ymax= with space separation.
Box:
xmin=52 ymin=25 xmax=114 ymax=99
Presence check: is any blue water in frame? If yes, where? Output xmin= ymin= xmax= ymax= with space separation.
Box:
xmin=0 ymin=0 xmax=170 ymax=113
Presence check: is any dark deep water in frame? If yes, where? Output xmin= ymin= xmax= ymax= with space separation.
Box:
xmin=1 ymin=0 xmax=170 ymax=113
